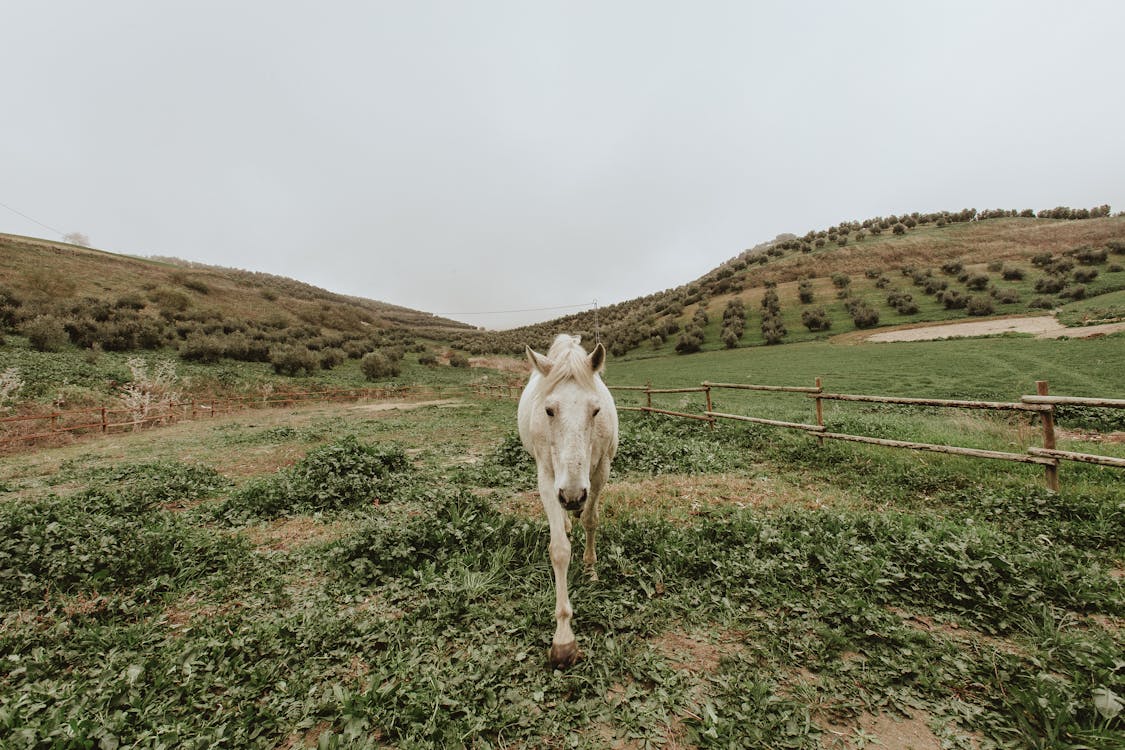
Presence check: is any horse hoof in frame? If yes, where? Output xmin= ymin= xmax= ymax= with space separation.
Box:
xmin=548 ymin=641 xmax=580 ymax=669
xmin=586 ymin=568 xmax=599 ymax=582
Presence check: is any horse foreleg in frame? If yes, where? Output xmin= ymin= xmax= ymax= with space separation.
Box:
xmin=581 ymin=460 xmax=610 ymax=581
xmin=540 ymin=476 xmax=578 ymax=669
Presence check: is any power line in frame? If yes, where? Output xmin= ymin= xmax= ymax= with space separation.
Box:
xmin=432 ymin=301 xmax=596 ymax=316
xmin=0 ymin=200 xmax=64 ymax=236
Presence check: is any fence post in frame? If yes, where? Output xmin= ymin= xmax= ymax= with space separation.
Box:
xmin=1037 ymin=380 xmax=1060 ymax=491
xmin=645 ymin=381 xmax=652 ymax=412
xmin=101 ymin=407 xmax=107 ymax=433
xmin=704 ymin=384 xmax=714 ymax=430
xmin=814 ymin=377 xmax=824 ymax=446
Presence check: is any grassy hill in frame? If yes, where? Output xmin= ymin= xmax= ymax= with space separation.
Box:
xmin=3 ymin=207 xmax=1124 ymax=409
xmin=0 ymin=233 xmax=471 ymax=335
xmin=453 ymin=209 xmax=1125 ymax=357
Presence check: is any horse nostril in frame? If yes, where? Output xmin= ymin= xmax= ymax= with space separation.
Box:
xmin=579 ymin=488 xmax=588 ymax=503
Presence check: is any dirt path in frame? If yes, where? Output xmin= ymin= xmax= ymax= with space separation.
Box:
xmin=865 ymin=314 xmax=1125 ymax=343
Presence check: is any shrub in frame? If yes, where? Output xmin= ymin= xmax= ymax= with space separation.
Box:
xmin=1001 ymin=266 xmax=1025 ymax=280
xmin=798 ymin=280 xmax=814 ymax=304
xmin=1031 ymin=253 xmax=1053 ymax=267
xmin=801 ymin=307 xmax=832 ymax=332
xmin=179 ymin=333 xmax=226 ymax=364
xmin=886 ymin=291 xmax=918 ymax=315
xmin=271 ymin=345 xmax=320 ymax=376
xmin=418 ymin=352 xmax=438 ymax=366
xmin=939 ymin=290 xmax=967 ymax=309
xmin=831 ymin=273 xmax=851 ymax=290
xmin=1107 ymin=240 xmax=1125 ymax=255
xmin=760 ymin=318 xmax=786 ymax=344
xmin=1072 ymin=268 xmax=1099 ymax=283
xmin=847 ymin=300 xmax=880 ymax=328
xmin=23 ymin=315 xmax=68 ymax=352
xmin=941 ymin=260 xmax=964 ymax=275
xmin=892 ymin=223 xmax=906 ymax=235
xmin=1034 ymin=276 xmax=1067 ymax=294
xmin=991 ymin=288 xmax=1021 ymax=304
xmin=922 ymin=277 xmax=948 ymax=295
xmin=1028 ymin=296 xmax=1056 ymax=310
xmin=319 ymin=347 xmax=347 ymax=370
xmin=965 ymin=273 xmax=991 ymax=291
xmin=115 ymin=293 xmax=147 ymax=310
xmin=449 ymin=353 xmax=470 ymax=368
xmin=1073 ymin=246 xmax=1108 ymax=265
xmin=1060 ymin=285 xmax=1087 ymax=300
xmin=361 ymin=351 xmax=402 ymax=379
xmin=675 ymin=325 xmax=705 ymax=354
xmin=966 ymin=295 xmax=994 ymax=316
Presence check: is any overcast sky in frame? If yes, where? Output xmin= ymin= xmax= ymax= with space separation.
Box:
xmin=3 ymin=1 xmax=1123 ymax=328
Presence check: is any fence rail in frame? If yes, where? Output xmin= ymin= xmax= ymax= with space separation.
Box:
xmin=608 ymin=378 xmax=1124 ymax=491
xmin=0 ymin=385 xmax=425 ymax=448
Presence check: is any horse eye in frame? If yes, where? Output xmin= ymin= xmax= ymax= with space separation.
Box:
xmin=592 ymin=408 xmax=600 ymax=417
xmin=545 ymin=407 xmax=555 ymax=417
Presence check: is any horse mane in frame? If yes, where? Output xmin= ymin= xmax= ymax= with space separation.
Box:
xmin=537 ymin=334 xmax=598 ymax=397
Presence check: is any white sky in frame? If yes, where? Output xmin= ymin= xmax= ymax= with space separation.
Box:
xmin=3 ymin=1 xmax=1123 ymax=328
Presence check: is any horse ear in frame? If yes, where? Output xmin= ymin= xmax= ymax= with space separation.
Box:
xmin=588 ymin=342 xmax=606 ymax=373
xmin=526 ymin=345 xmax=552 ymax=376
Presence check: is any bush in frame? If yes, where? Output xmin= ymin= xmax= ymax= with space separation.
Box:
xmin=1072 ymin=268 xmax=1099 ymax=283
xmin=675 ymin=325 xmax=705 ymax=354
xmin=23 ymin=315 xmax=68 ymax=352
xmin=179 ymin=333 xmax=226 ymax=364
xmin=1107 ymin=241 xmax=1125 ymax=255
xmin=966 ymin=295 xmax=994 ymax=316
xmin=965 ymin=274 xmax=991 ymax=291
xmin=938 ymin=289 xmax=967 ymax=310
xmin=319 ymin=347 xmax=347 ymax=370
xmin=941 ymin=260 xmax=964 ymax=275
xmin=1034 ymin=276 xmax=1067 ymax=294
xmin=361 ymin=351 xmax=403 ymax=379
xmin=991 ymin=288 xmax=1021 ymax=304
xmin=418 ymin=352 xmax=438 ymax=366
xmin=1073 ymin=246 xmax=1108 ymax=265
xmin=801 ymin=307 xmax=832 ymax=332
xmin=449 ymin=353 xmax=470 ymax=368
xmin=892 ymin=223 xmax=906 ymax=235
xmin=1031 ymin=253 xmax=1053 ymax=268
xmin=1000 ymin=266 xmax=1025 ymax=280
xmin=798 ymin=280 xmax=814 ymax=304
xmin=1028 ymin=296 xmax=1056 ymax=310
xmin=831 ymin=273 xmax=851 ymax=290
xmin=847 ymin=301 xmax=880 ymax=328
xmin=271 ymin=345 xmax=320 ymax=376
xmin=1060 ymin=285 xmax=1087 ymax=300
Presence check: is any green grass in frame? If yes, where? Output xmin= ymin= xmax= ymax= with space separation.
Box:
xmin=2 ymin=337 xmax=1123 ymax=749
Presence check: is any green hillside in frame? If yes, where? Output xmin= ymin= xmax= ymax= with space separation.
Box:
xmin=452 ymin=207 xmax=1125 ymax=357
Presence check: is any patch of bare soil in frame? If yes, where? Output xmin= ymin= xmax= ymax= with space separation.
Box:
xmin=468 ymin=355 xmax=528 ymax=374
xmin=865 ymin=314 xmax=1125 ymax=343
xmin=350 ymin=398 xmax=464 ymax=412
xmin=820 ymin=710 xmax=967 ymax=750
xmin=244 ymin=517 xmax=347 ymax=551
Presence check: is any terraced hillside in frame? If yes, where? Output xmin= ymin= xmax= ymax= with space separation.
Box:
xmin=452 ymin=208 xmax=1125 ymax=357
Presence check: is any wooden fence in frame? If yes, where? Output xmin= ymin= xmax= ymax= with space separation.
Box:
xmin=0 ymin=386 xmax=423 ymax=449
xmin=608 ymin=379 xmax=1125 ymax=491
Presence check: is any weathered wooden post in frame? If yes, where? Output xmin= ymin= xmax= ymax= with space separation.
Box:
xmin=1037 ymin=380 xmax=1060 ymax=491
xmin=645 ymin=381 xmax=652 ymax=412
xmin=100 ymin=407 xmax=107 ymax=433
xmin=814 ymin=377 xmax=824 ymax=446
xmin=704 ymin=384 xmax=714 ymax=430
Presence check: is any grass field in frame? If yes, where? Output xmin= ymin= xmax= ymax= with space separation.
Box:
xmin=1 ymin=336 xmax=1123 ymax=749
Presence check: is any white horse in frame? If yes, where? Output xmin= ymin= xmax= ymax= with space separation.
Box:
xmin=518 ymin=334 xmax=619 ymax=669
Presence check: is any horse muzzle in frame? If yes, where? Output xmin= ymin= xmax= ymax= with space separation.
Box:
xmin=557 ymin=487 xmax=588 ymax=513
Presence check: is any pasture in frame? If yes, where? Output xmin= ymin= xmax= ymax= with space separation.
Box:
xmin=1 ymin=335 xmax=1123 ymax=749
